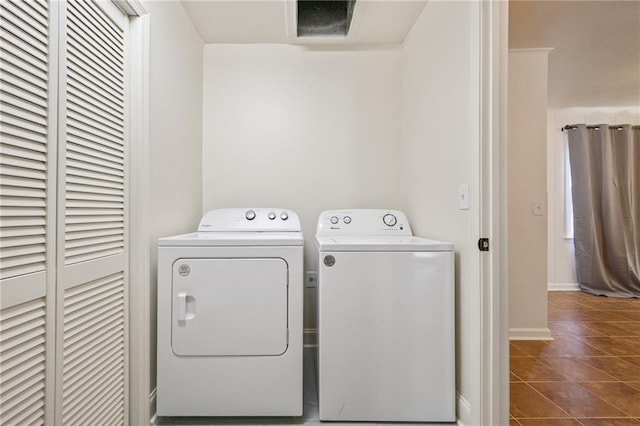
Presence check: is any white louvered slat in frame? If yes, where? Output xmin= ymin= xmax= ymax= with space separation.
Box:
xmin=0 ymin=205 xmax=46 ymax=216
xmin=67 ymin=157 xmax=123 ymax=178
xmin=1 ymin=153 xmax=46 ymax=172
xmin=67 ymin=114 xmax=123 ymax=148
xmin=1 ymin=222 xmax=45 ymax=236
xmin=0 ymin=298 xmax=46 ymax=426
xmin=2 ymin=234 xmax=46 ymax=248
xmin=1 ymin=142 xmax=47 ymax=161
xmin=68 ymin=101 xmax=123 ymax=136
xmin=0 ymin=0 xmax=49 ymax=282
xmin=0 ymin=196 xmax=46 ymax=207
xmin=1 ymin=39 xmax=47 ymax=76
xmin=67 ymin=26 xmax=123 ymax=86
xmin=1 ymin=56 xmax=48 ymax=92
xmin=0 ymin=83 xmax=47 ymax=110
xmin=66 ymin=167 xmax=123 ymax=185
xmin=0 ymin=327 xmax=45 ymax=357
xmin=0 ymin=175 xmax=47 ymax=190
xmin=1 ymin=112 xmax=48 ymax=137
xmin=63 ymin=344 xmax=120 ymax=392
xmin=67 ymin=130 xmax=123 ymax=157
xmin=0 ymin=19 xmax=47 ymax=59
xmin=1 ymin=186 xmax=46 ymax=201
xmin=0 ymin=92 xmax=47 ymax=117
xmin=68 ymin=106 xmax=124 ymax=140
xmin=61 ymin=272 xmax=124 ymax=425
xmin=2 ymin=103 xmax=47 ymax=128
xmin=0 ymin=0 xmax=47 ymax=36
xmin=64 ymin=215 xmax=123 ymax=225
xmin=65 ymin=227 xmax=123 ymax=242
xmin=67 ymin=138 xmax=122 ymax=162
xmin=75 ymin=0 xmax=123 ymax=42
xmin=0 ymin=9 xmax=47 ymax=49
xmin=66 ymin=176 xmax=123 ymax=192
xmin=1 ymin=120 xmax=48 ymax=145
xmin=67 ymin=70 xmax=123 ymax=120
xmin=66 ymin=192 xmax=123 ymax=204
xmin=68 ymin=3 xmax=124 ymax=60
xmin=65 ymin=221 xmax=122 ymax=232
xmin=67 ymin=85 xmax=123 ymax=131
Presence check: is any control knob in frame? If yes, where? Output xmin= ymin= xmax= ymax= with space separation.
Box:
xmin=330 ymin=216 xmax=339 ymax=224
xmin=245 ymin=209 xmax=256 ymax=221
xmin=280 ymin=212 xmax=289 ymax=221
xmin=268 ymin=212 xmax=276 ymax=220
xmin=382 ymin=213 xmax=397 ymax=227
xmin=343 ymin=216 xmax=352 ymax=224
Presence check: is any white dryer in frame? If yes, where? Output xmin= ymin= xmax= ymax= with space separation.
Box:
xmin=315 ymin=209 xmax=455 ymax=422
xmin=157 ymin=208 xmax=303 ymax=417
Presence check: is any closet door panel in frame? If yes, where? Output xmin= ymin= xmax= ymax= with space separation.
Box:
xmin=0 ymin=0 xmax=50 ymax=283
xmin=0 ymin=0 xmax=52 ymax=424
xmin=57 ymin=1 xmax=127 ymax=424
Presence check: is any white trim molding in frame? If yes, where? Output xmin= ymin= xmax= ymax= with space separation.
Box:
xmin=509 ymin=328 xmax=554 ymax=341
xmin=548 ymin=283 xmax=580 ymax=292
xmin=123 ymin=3 xmax=150 ymax=426
xmin=478 ymin=0 xmax=509 ymax=425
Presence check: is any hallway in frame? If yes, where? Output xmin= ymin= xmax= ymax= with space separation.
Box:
xmin=510 ymin=291 xmax=640 ymax=425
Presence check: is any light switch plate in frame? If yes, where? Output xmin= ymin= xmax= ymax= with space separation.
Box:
xmin=533 ymin=200 xmax=544 ymax=216
xmin=458 ymin=183 xmax=470 ymax=210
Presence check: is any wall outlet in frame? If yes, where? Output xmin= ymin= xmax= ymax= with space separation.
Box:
xmin=305 ymin=271 xmax=318 ymax=288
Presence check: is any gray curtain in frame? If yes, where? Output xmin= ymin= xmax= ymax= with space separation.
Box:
xmin=567 ymin=124 xmax=640 ymax=297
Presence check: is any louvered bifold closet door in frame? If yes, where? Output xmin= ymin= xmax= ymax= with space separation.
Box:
xmin=0 ymin=1 xmax=53 ymax=425
xmin=57 ymin=1 xmax=128 ymax=425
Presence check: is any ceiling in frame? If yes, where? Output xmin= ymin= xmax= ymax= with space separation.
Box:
xmin=180 ymin=0 xmax=638 ymax=107
xmin=509 ymin=0 xmax=640 ymax=108
xmin=180 ymin=0 xmax=427 ymax=45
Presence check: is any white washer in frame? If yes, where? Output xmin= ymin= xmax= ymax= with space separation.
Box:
xmin=157 ymin=208 xmax=303 ymax=417
xmin=315 ymin=209 xmax=455 ymax=422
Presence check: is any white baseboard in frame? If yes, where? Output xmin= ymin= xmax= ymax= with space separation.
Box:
xmin=509 ymin=328 xmax=554 ymax=340
xmin=304 ymin=328 xmax=317 ymax=347
xmin=456 ymin=392 xmax=470 ymax=426
xmin=548 ymin=282 xmax=580 ymax=291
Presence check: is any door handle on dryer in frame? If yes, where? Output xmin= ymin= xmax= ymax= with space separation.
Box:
xmin=176 ymin=292 xmax=196 ymax=322
xmin=177 ymin=292 xmax=187 ymax=321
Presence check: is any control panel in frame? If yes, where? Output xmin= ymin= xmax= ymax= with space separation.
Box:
xmin=316 ymin=209 xmax=412 ymax=236
xmin=198 ymin=208 xmax=301 ymax=232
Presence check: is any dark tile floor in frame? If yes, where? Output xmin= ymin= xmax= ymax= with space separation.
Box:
xmin=510 ymin=291 xmax=640 ymax=425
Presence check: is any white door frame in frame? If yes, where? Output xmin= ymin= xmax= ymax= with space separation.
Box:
xmin=479 ymin=1 xmax=509 ymax=425
xmin=115 ymin=1 xmax=151 ymax=424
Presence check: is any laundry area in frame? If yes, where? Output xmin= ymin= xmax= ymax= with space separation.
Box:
xmin=148 ymin=0 xmax=484 ymax=422
xmin=0 ymin=0 xmax=504 ymax=425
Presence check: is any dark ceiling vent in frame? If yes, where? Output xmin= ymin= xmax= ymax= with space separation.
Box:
xmin=297 ymin=0 xmax=356 ymax=37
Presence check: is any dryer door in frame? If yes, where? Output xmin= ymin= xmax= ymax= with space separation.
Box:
xmin=171 ymin=258 xmax=288 ymax=356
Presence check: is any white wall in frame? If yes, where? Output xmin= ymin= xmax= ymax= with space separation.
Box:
xmin=400 ymin=2 xmax=480 ymax=423
xmin=146 ymin=0 xmax=203 ymax=398
xmin=508 ymin=49 xmax=551 ymax=340
xmin=547 ymin=108 xmax=640 ymax=291
xmin=201 ymin=44 xmax=402 ymax=331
